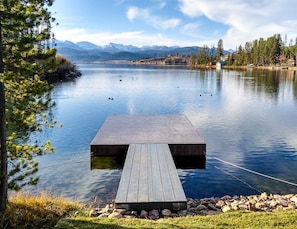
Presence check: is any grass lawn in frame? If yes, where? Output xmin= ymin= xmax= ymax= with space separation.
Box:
xmin=55 ymin=210 xmax=297 ymax=229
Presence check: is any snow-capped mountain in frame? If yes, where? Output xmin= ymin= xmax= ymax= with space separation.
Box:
xmin=55 ymin=40 xmax=202 ymax=62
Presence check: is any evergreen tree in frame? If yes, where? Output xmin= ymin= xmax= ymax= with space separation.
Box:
xmin=189 ymin=52 xmax=196 ymax=67
xmin=210 ymin=44 xmax=216 ymax=62
xmin=244 ymin=42 xmax=252 ymax=65
xmin=216 ymin=39 xmax=223 ymax=62
xmin=258 ymin=38 xmax=265 ymax=65
xmin=197 ymin=45 xmax=209 ymax=65
xmin=233 ymin=45 xmax=244 ymax=66
xmin=252 ymin=39 xmax=258 ymax=65
xmin=0 ymin=0 xmax=57 ymax=212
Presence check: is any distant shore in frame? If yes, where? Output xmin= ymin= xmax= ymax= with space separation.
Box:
xmin=86 ymin=60 xmax=297 ymax=72
xmin=223 ymin=65 xmax=297 ymax=71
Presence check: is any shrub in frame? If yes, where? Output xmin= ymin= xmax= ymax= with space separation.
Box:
xmin=44 ymin=55 xmax=82 ymax=83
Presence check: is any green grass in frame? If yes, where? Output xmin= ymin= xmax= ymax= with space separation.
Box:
xmin=55 ymin=210 xmax=297 ymax=229
xmin=1 ymin=192 xmax=297 ymax=229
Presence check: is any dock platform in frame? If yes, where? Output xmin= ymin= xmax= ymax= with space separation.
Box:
xmin=115 ymin=143 xmax=187 ymax=211
xmin=90 ymin=114 xmax=206 ymax=156
xmin=90 ymin=114 xmax=206 ymax=211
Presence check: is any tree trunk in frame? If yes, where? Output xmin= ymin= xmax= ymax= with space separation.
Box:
xmin=0 ymin=9 xmax=8 ymax=212
xmin=0 ymin=82 xmax=7 ymax=212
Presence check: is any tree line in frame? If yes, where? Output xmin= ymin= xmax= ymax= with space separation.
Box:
xmin=190 ymin=34 xmax=297 ymax=67
xmin=190 ymin=39 xmax=224 ymax=66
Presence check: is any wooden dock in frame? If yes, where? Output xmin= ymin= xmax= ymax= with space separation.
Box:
xmin=90 ymin=114 xmax=206 ymax=211
xmin=115 ymin=143 xmax=187 ymax=211
xmin=90 ymin=114 xmax=206 ymax=156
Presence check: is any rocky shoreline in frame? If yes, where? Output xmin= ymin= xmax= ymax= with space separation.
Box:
xmin=88 ymin=193 xmax=297 ymax=219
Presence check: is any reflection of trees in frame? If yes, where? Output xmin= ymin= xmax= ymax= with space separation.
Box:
xmin=241 ymin=70 xmax=297 ymax=103
xmin=253 ymin=70 xmax=279 ymax=100
xmin=192 ymin=69 xmax=297 ymax=103
xmin=193 ymin=69 xmax=221 ymax=95
xmin=289 ymin=71 xmax=297 ymax=100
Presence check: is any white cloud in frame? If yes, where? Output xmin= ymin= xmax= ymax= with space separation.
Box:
xmin=178 ymin=0 xmax=204 ymax=17
xmin=126 ymin=7 xmax=149 ymax=22
xmin=181 ymin=22 xmax=200 ymax=34
xmin=126 ymin=6 xmax=181 ymax=30
xmin=178 ymin=0 xmax=297 ymax=49
xmin=53 ymin=27 xmax=186 ymax=47
xmin=126 ymin=7 xmax=137 ymax=21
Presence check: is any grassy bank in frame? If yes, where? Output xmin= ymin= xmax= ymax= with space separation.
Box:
xmin=0 ymin=192 xmax=86 ymax=229
xmin=1 ymin=192 xmax=296 ymax=228
xmin=56 ymin=211 xmax=297 ymax=229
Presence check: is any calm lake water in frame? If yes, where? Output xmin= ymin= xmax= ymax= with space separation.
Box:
xmin=26 ymin=64 xmax=297 ymax=206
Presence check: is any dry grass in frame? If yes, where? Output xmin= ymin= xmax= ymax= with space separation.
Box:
xmin=0 ymin=192 xmax=86 ymax=229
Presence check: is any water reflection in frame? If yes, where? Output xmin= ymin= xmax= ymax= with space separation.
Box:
xmin=91 ymin=156 xmax=125 ymax=170
xmin=91 ymin=155 xmax=206 ymax=170
xmin=25 ymin=65 xmax=297 ymax=205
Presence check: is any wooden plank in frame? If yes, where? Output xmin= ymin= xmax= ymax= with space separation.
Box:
xmin=90 ymin=114 xmax=206 ymax=156
xmin=157 ymin=144 xmax=187 ymax=202
xmin=115 ymin=143 xmax=187 ymax=211
xmin=150 ymin=144 xmax=164 ymax=202
xmin=147 ymin=144 xmax=154 ymax=202
xmin=126 ymin=144 xmax=141 ymax=202
xmin=163 ymin=144 xmax=187 ymax=200
xmin=115 ymin=144 xmax=135 ymax=202
xmin=157 ymin=144 xmax=175 ymax=201
xmin=137 ymin=144 xmax=149 ymax=202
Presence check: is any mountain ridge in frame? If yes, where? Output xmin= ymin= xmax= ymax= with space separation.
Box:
xmin=55 ymin=40 xmax=228 ymax=63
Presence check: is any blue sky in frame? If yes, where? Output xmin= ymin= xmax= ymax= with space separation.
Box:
xmin=50 ymin=0 xmax=297 ymax=49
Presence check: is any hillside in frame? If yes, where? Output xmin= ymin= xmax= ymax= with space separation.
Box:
xmin=55 ymin=40 xmax=200 ymax=63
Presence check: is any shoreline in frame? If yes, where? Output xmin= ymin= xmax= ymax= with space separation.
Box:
xmin=223 ymin=65 xmax=297 ymax=71
xmin=89 ymin=192 xmax=297 ymax=219
xmin=87 ymin=61 xmax=297 ymax=71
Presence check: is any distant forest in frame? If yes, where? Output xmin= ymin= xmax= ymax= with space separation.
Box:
xmin=190 ymin=34 xmax=297 ymax=67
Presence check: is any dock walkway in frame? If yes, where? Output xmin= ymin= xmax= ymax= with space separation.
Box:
xmin=90 ymin=114 xmax=206 ymax=211
xmin=115 ymin=143 xmax=187 ymax=211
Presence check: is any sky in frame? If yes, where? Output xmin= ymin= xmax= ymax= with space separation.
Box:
xmin=50 ymin=0 xmax=297 ymax=50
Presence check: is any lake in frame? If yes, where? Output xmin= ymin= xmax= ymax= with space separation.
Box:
xmin=25 ymin=64 xmax=297 ymax=206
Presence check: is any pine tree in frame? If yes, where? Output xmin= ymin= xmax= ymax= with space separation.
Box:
xmin=216 ymin=39 xmax=223 ymax=62
xmin=0 ymin=0 xmax=57 ymax=212
xmin=189 ymin=52 xmax=196 ymax=67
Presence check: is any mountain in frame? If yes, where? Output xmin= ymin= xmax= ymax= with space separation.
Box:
xmin=227 ymin=49 xmax=235 ymax=53
xmin=102 ymin=42 xmax=142 ymax=53
xmin=55 ymin=40 xmax=83 ymax=50
xmin=76 ymin=41 xmax=102 ymax=50
xmin=55 ymin=40 xmax=222 ymax=63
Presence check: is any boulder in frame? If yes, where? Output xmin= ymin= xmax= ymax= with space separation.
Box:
xmin=108 ymin=212 xmax=122 ymax=219
xmin=161 ymin=209 xmax=172 ymax=217
xmin=222 ymin=205 xmax=231 ymax=213
xmin=139 ymin=210 xmax=148 ymax=218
